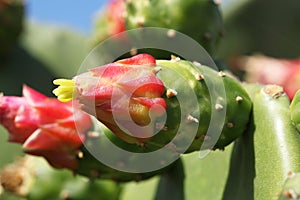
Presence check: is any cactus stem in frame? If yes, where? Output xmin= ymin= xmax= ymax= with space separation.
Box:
xmin=171 ymin=55 xmax=181 ymax=62
xmin=186 ymin=115 xmax=199 ymax=123
xmin=87 ymin=131 xmax=100 ymax=138
xmin=167 ymin=29 xmax=176 ymax=38
xmin=215 ymin=103 xmax=224 ymax=111
xmin=227 ymin=122 xmax=234 ymax=128
xmin=166 ymin=89 xmax=178 ymax=98
xmin=236 ymin=96 xmax=244 ymax=102
xmin=218 ymin=71 xmax=226 ymax=77
xmin=195 ymin=73 xmax=204 ymax=81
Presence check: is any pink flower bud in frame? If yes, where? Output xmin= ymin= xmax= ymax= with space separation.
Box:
xmin=0 ymin=85 xmax=92 ymax=170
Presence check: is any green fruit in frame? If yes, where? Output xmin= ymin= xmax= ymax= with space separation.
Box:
xmin=125 ymin=0 xmax=223 ymax=56
xmin=155 ymin=59 xmax=251 ymax=151
xmin=223 ymin=84 xmax=300 ymax=200
xmin=0 ymin=0 xmax=24 ymax=59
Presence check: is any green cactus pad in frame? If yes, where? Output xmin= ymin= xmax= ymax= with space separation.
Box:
xmin=223 ymin=84 xmax=300 ymax=200
xmin=125 ymin=0 xmax=223 ymax=56
xmin=155 ymin=59 xmax=252 ymax=152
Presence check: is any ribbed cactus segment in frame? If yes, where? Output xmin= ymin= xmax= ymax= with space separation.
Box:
xmin=125 ymin=0 xmax=223 ymax=55
xmin=76 ymin=121 xmax=169 ymax=182
xmin=290 ymin=89 xmax=300 ymax=132
xmin=223 ymin=84 xmax=300 ymax=200
xmin=154 ymin=59 xmax=252 ymax=151
xmin=278 ymin=172 xmax=300 ymax=200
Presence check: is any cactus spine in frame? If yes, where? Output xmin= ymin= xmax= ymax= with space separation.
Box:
xmin=278 ymin=172 xmax=300 ymax=200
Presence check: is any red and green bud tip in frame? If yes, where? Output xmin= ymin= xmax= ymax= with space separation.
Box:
xmin=0 ymin=85 xmax=92 ymax=170
xmin=53 ymin=54 xmax=167 ymax=144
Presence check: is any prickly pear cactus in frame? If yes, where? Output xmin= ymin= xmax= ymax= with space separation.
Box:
xmin=223 ymin=84 xmax=300 ymax=200
xmin=125 ymin=0 xmax=223 ymax=55
xmin=290 ymin=89 xmax=300 ymax=132
xmin=53 ymin=54 xmax=252 ymax=155
xmin=0 ymin=0 xmax=24 ymax=59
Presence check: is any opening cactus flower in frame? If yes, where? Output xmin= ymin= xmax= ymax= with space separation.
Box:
xmin=53 ymin=54 xmax=167 ymax=144
xmin=0 ymin=85 xmax=92 ymax=170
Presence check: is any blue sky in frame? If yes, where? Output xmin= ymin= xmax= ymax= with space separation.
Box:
xmin=26 ymin=0 xmax=108 ymax=34
xmin=25 ymin=0 xmax=235 ymax=35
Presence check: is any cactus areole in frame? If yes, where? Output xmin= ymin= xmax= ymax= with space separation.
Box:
xmin=53 ymin=54 xmax=252 ymax=154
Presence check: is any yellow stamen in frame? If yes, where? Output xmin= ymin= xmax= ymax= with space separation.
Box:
xmin=52 ymin=79 xmax=76 ymax=102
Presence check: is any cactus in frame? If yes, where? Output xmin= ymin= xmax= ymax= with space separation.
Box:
xmin=53 ymin=54 xmax=252 ymax=154
xmin=92 ymin=0 xmax=126 ymax=46
xmin=223 ymin=84 xmax=300 ymax=200
xmin=278 ymin=172 xmax=300 ymax=200
xmin=0 ymin=156 xmax=122 ymax=200
xmin=0 ymin=0 xmax=24 ymax=59
xmin=125 ymin=0 xmax=223 ymax=56
xmin=0 ymin=85 xmax=168 ymax=182
xmin=290 ymin=89 xmax=300 ymax=132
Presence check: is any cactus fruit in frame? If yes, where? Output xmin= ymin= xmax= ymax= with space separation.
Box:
xmin=223 ymin=84 xmax=300 ymax=200
xmin=290 ymin=89 xmax=300 ymax=132
xmin=278 ymin=172 xmax=300 ymax=200
xmin=0 ymin=0 xmax=24 ymax=59
xmin=0 ymin=156 xmax=122 ymax=200
xmin=125 ymin=0 xmax=223 ymax=55
xmin=53 ymin=54 xmax=252 ymax=153
xmin=92 ymin=0 xmax=126 ymax=46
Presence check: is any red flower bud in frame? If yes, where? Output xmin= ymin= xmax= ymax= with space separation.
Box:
xmin=0 ymin=85 xmax=92 ymax=170
xmin=53 ymin=54 xmax=167 ymax=144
